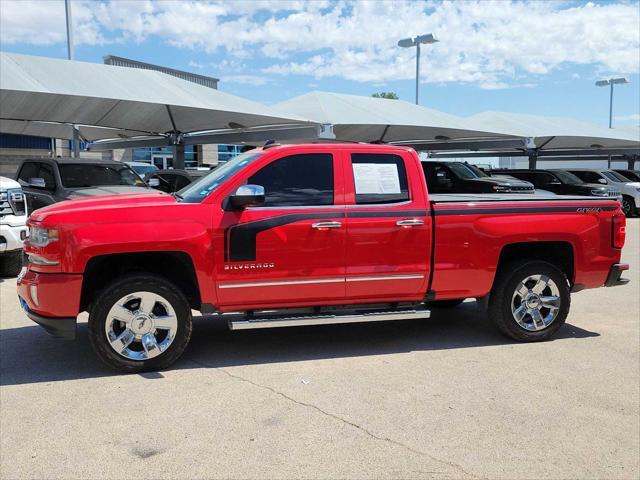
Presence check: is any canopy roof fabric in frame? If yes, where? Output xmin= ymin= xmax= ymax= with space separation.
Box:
xmin=466 ymin=111 xmax=640 ymax=150
xmin=275 ymin=91 xmax=507 ymax=143
xmin=0 ymin=52 xmax=309 ymax=135
xmin=0 ymin=118 xmax=151 ymax=141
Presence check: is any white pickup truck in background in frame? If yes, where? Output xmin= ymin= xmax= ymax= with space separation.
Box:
xmin=0 ymin=176 xmax=27 ymax=277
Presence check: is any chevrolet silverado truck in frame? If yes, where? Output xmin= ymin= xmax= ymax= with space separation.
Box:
xmin=18 ymin=144 xmax=629 ymax=372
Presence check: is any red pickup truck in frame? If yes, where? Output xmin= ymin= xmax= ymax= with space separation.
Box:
xmin=18 ymin=144 xmax=629 ymax=372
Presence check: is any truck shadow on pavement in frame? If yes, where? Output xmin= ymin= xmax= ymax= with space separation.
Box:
xmin=0 ymin=302 xmax=599 ymax=386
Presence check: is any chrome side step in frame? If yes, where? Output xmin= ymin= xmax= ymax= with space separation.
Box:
xmin=228 ymin=307 xmax=431 ymax=331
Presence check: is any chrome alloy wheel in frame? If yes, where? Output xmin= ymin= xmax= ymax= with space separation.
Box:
xmin=510 ymin=274 xmax=561 ymax=331
xmin=104 ymin=292 xmax=178 ymax=360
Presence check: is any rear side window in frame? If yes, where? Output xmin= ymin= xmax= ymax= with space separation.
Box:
xmin=248 ymin=153 xmax=334 ymax=207
xmin=351 ymin=154 xmax=409 ymax=204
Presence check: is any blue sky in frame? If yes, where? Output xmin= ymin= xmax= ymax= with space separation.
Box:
xmin=1 ymin=0 xmax=639 ymax=127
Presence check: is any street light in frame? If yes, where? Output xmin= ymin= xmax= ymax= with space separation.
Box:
xmin=397 ymin=33 xmax=439 ymax=105
xmin=595 ymin=77 xmax=629 ymax=128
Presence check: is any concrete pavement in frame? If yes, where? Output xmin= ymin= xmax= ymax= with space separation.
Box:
xmin=1 ymin=221 xmax=638 ymax=479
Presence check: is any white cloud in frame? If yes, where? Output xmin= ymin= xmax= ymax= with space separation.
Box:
xmin=1 ymin=0 xmax=638 ymax=88
xmin=224 ymin=74 xmax=273 ymax=86
xmin=614 ymin=113 xmax=640 ymax=123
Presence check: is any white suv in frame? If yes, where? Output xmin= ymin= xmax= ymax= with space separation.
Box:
xmin=0 ymin=176 xmax=28 ymax=276
xmin=569 ymin=169 xmax=640 ymax=218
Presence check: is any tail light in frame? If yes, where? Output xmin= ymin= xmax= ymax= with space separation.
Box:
xmin=612 ymin=214 xmax=626 ymax=249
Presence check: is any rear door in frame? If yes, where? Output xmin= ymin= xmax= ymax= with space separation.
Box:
xmin=215 ymin=151 xmax=347 ymax=309
xmin=344 ymin=151 xmax=431 ymax=302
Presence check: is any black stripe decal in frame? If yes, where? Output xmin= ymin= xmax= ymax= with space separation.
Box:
xmin=434 ymin=205 xmax=618 ymax=216
xmin=347 ymin=209 xmax=429 ymax=218
xmin=225 ymin=212 xmax=345 ymax=262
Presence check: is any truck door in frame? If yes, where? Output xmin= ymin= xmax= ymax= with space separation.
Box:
xmin=344 ymin=151 xmax=431 ymax=302
xmin=215 ymin=152 xmax=346 ymax=309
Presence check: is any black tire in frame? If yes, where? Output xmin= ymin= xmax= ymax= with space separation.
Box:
xmin=488 ymin=260 xmax=570 ymax=342
xmin=429 ymin=299 xmax=465 ymax=308
xmin=621 ymin=196 xmax=636 ymax=218
xmin=88 ymin=273 xmax=193 ymax=373
xmin=0 ymin=250 xmax=23 ymax=277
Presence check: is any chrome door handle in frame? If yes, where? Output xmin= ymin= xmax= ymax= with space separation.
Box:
xmin=312 ymin=221 xmax=342 ymax=229
xmin=396 ymin=219 xmax=424 ymax=227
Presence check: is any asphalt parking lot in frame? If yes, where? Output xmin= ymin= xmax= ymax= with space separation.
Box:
xmin=1 ymin=220 xmax=638 ymax=480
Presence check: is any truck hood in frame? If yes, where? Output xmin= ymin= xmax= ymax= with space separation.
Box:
xmin=0 ymin=176 xmax=21 ymax=190
xmin=65 ymin=185 xmax=152 ymax=198
xmin=30 ymin=191 xmax=173 ymax=222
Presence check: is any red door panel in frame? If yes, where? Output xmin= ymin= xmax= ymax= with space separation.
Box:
xmin=215 ymin=208 xmax=346 ymax=308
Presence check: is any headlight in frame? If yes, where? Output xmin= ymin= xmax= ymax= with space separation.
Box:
xmin=29 ymin=226 xmax=59 ymax=247
xmin=8 ymin=188 xmax=26 ymax=216
xmin=492 ymin=185 xmax=510 ymax=192
xmin=591 ymin=189 xmax=608 ymax=197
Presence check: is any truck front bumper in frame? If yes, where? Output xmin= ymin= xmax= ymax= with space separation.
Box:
xmin=17 ymin=269 xmax=82 ymax=339
xmin=0 ymin=221 xmax=28 ymax=253
xmin=604 ymin=263 xmax=630 ymax=287
xmin=19 ymin=297 xmax=76 ymax=339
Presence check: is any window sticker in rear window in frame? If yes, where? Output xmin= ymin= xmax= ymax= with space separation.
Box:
xmin=353 ymin=163 xmax=401 ymax=195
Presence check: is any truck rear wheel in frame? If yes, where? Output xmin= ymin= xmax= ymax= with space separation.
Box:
xmin=88 ymin=273 xmax=193 ymax=373
xmin=489 ymin=261 xmax=570 ymax=342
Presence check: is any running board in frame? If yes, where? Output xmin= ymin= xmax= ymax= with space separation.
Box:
xmin=228 ymin=307 xmax=431 ymax=331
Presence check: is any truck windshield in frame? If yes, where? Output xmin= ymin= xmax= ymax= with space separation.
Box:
xmin=603 ymin=170 xmax=632 ymax=183
xmin=59 ymin=164 xmax=145 ymax=188
xmin=178 ymin=151 xmax=263 ymax=203
xmin=552 ymin=170 xmax=583 ymax=184
xmin=448 ymin=163 xmax=488 ymax=179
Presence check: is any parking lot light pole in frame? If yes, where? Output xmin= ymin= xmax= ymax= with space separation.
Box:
xmin=64 ymin=0 xmax=80 ymax=158
xmin=595 ymin=77 xmax=629 ymax=128
xmin=398 ymin=34 xmax=439 ymax=105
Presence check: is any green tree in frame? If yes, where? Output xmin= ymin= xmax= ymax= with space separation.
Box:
xmin=371 ymin=92 xmax=399 ymax=99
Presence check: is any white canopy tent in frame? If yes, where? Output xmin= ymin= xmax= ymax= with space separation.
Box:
xmin=0 ymin=119 xmax=151 ymax=142
xmin=0 ymin=52 xmax=317 ymax=166
xmin=275 ymin=91 xmax=510 ymax=143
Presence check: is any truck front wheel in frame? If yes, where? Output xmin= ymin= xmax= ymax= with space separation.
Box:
xmin=489 ymin=261 xmax=570 ymax=342
xmin=88 ymin=273 xmax=193 ymax=373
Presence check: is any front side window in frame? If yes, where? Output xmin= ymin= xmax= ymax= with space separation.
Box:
xmin=17 ymin=162 xmax=39 ymax=184
xmin=352 ymin=153 xmax=409 ymax=204
xmin=247 ymin=153 xmax=334 ymax=207
xmin=38 ymin=164 xmax=56 ymax=190
xmin=59 ymin=164 xmax=144 ymax=188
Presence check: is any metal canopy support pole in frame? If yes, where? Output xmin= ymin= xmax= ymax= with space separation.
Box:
xmin=528 ymin=150 xmax=538 ymax=169
xmin=607 ymin=154 xmax=612 ymax=168
xmin=609 ymin=82 xmax=614 ymax=129
xmin=628 ymin=156 xmax=636 ymax=170
xmin=173 ymin=144 xmax=185 ymax=169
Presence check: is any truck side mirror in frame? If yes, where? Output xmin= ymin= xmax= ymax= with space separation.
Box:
xmin=28 ymin=177 xmax=46 ymax=189
xmin=229 ymin=184 xmax=265 ymax=209
xmin=598 ymin=178 xmax=607 ymax=185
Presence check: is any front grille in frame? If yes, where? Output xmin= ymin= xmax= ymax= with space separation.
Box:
xmin=511 ymin=186 xmax=534 ymax=191
xmin=607 ymin=190 xmax=621 ymax=197
xmin=0 ymin=190 xmax=26 ymax=217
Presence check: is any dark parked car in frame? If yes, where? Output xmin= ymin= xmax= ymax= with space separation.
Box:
xmin=147 ymin=168 xmax=211 ymax=194
xmin=421 ymin=161 xmax=534 ymax=194
xmin=491 ymin=169 xmax=621 ymax=199
xmin=614 ymin=169 xmax=640 ymax=182
xmin=16 ymin=158 xmax=154 ymax=212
